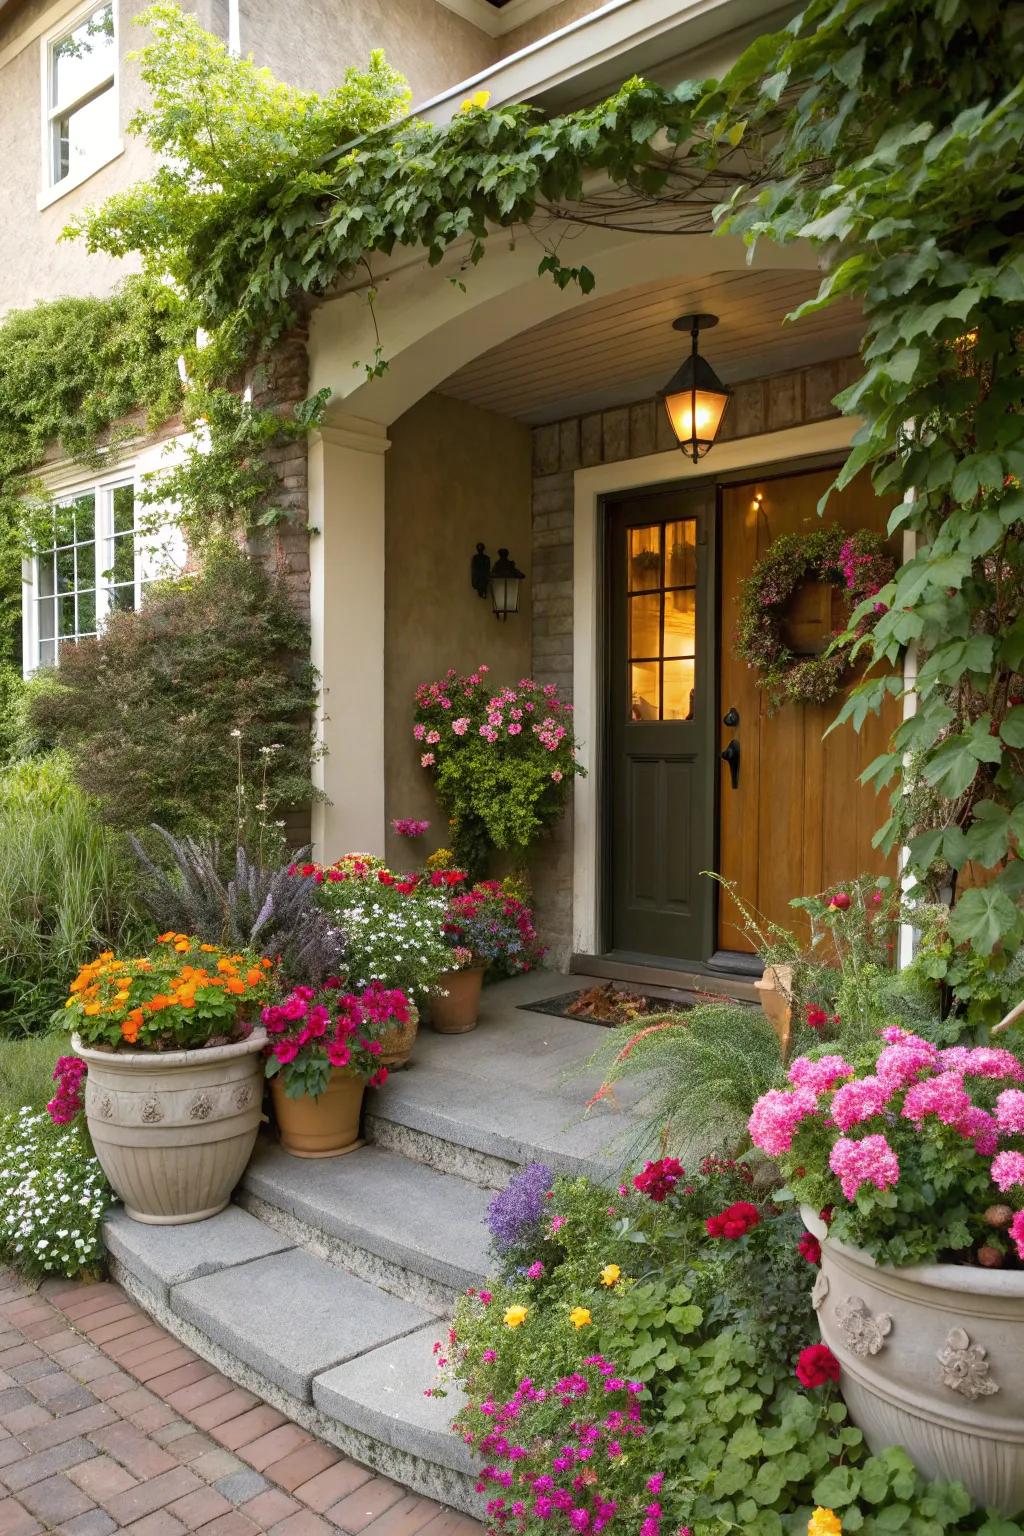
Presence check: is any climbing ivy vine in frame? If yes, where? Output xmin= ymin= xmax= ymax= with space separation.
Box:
xmin=6 ymin=0 xmax=1024 ymax=961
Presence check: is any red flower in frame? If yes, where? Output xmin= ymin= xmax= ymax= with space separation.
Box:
xmin=797 ymin=1232 xmax=821 ymax=1266
xmin=805 ymin=1004 xmax=829 ymax=1030
xmin=829 ymin=892 xmax=850 ymax=911
xmin=633 ymin=1158 xmax=684 ymax=1203
xmin=795 ymin=1344 xmax=840 ymax=1389
xmin=705 ymin=1201 xmax=761 ymax=1240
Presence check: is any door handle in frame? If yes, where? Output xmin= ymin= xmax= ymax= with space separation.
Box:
xmin=723 ymin=707 xmax=739 ymax=727
xmin=721 ymin=738 xmax=740 ymax=789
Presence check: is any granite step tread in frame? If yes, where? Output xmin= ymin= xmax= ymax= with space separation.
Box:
xmin=170 ymin=1246 xmax=434 ymax=1402
xmin=314 ymin=1324 xmax=474 ymax=1478
xmin=102 ymin=1203 xmax=295 ymax=1304
xmin=239 ymin=1142 xmax=492 ymax=1295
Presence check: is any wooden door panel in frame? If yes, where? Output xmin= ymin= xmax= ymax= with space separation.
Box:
xmin=717 ymin=468 xmax=900 ymax=952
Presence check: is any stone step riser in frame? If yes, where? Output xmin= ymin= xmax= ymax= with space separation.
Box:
xmin=365 ymin=1115 xmax=517 ymax=1191
xmin=111 ymin=1258 xmax=484 ymax=1519
xmin=235 ymin=1192 xmax=462 ymax=1316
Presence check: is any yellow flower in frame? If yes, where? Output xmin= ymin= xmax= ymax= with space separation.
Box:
xmin=569 ymin=1306 xmax=592 ymax=1330
xmin=503 ymin=1305 xmax=529 ymax=1329
xmin=459 ymin=89 xmax=491 ymax=112
xmin=600 ymin=1264 xmax=621 ymax=1287
xmin=808 ymin=1510 xmax=842 ymax=1536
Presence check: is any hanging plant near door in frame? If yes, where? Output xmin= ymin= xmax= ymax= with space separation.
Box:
xmin=734 ymin=526 xmax=895 ymax=712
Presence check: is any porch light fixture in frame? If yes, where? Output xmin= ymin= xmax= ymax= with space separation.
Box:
xmin=660 ymin=313 xmax=732 ymax=462
xmin=470 ymin=542 xmax=526 ymax=620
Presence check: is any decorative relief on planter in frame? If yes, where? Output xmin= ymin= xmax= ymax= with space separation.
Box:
xmin=811 ymin=1272 xmax=830 ymax=1311
xmin=140 ymin=1097 xmax=165 ymax=1124
xmin=233 ymin=1084 xmax=254 ymax=1111
xmin=937 ymin=1327 xmax=999 ymax=1400
xmin=835 ymin=1295 xmax=892 ymax=1356
xmin=188 ymin=1093 xmax=213 ymax=1121
xmin=98 ymin=1094 xmax=114 ymax=1120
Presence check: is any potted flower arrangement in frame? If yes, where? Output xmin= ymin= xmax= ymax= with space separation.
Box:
xmin=62 ymin=933 xmax=274 ymax=1225
xmin=433 ymin=880 xmax=545 ymax=1034
xmin=749 ymin=1028 xmax=1024 ymax=1512
xmin=262 ymin=980 xmax=409 ymax=1156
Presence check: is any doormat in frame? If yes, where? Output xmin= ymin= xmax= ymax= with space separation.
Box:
xmin=518 ymin=982 xmax=692 ymax=1029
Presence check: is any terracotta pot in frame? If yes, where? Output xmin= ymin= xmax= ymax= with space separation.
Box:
xmin=754 ymin=962 xmax=793 ymax=1058
xmin=806 ymin=1211 xmax=1024 ymax=1514
xmin=377 ymin=1005 xmax=420 ymax=1068
xmin=430 ymin=966 xmax=485 ymax=1034
xmin=270 ymin=1067 xmax=365 ymax=1158
xmin=75 ymin=1029 xmax=266 ymax=1226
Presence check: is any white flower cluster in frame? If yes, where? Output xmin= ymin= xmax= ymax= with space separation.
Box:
xmin=0 ymin=1108 xmax=111 ymax=1278
xmin=340 ymin=893 xmax=451 ymax=1000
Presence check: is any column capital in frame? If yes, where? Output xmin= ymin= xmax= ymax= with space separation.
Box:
xmin=313 ymin=415 xmax=391 ymax=456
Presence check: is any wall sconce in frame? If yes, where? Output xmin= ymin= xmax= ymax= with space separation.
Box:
xmin=659 ymin=313 xmax=732 ymax=463
xmin=471 ymin=542 xmax=525 ymax=620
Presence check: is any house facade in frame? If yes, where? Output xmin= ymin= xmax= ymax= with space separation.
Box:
xmin=6 ymin=0 xmax=904 ymax=990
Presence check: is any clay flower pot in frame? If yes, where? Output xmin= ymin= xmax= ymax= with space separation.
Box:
xmin=430 ymin=965 xmax=485 ymax=1034
xmin=804 ymin=1210 xmax=1024 ymax=1514
xmin=75 ymin=1029 xmax=266 ymax=1225
xmin=270 ymin=1068 xmax=365 ymax=1158
xmin=755 ymin=962 xmax=793 ymax=1058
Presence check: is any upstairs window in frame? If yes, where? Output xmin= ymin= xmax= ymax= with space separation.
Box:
xmin=44 ymin=2 xmax=117 ymax=193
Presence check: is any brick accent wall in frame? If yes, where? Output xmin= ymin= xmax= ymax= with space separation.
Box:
xmin=247 ymin=323 xmax=313 ymax=626
xmin=527 ymin=354 xmax=861 ymax=968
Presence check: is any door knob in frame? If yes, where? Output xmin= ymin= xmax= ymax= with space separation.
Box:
xmin=723 ymin=707 xmax=739 ymax=727
xmin=721 ymin=738 xmax=740 ymax=789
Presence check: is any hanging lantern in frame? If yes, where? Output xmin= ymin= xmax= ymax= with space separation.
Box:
xmin=659 ymin=313 xmax=732 ymax=463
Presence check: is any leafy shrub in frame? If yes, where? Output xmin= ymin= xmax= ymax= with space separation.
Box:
xmin=0 ymin=1108 xmax=110 ymax=1278
xmin=0 ymin=756 xmax=142 ymax=1035
xmin=26 ymin=544 xmax=319 ymax=844
xmin=132 ymin=828 xmax=346 ymax=987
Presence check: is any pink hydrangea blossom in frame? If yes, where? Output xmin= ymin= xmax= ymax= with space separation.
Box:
xmin=829 ymin=1134 xmax=900 ymax=1200
xmin=829 ymin=1075 xmax=892 ymax=1130
xmin=991 ymin=1151 xmax=1024 ymax=1192
xmin=788 ymin=1055 xmax=854 ymax=1094
xmin=748 ymin=1086 xmax=818 ymax=1156
xmin=901 ymin=1071 xmax=973 ymax=1128
xmin=1011 ymin=1210 xmax=1024 ymax=1263
xmin=995 ymin=1089 xmax=1024 ymax=1135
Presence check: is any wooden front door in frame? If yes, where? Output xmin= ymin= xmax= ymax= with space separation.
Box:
xmin=607 ymin=486 xmax=716 ymax=962
xmin=716 ymin=467 xmax=900 ymax=954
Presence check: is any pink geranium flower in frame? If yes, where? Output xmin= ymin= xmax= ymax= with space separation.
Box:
xmin=829 ymin=1133 xmax=900 ymax=1200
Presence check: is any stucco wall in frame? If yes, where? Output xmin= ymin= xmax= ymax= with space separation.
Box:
xmin=383 ymin=392 xmax=532 ymax=872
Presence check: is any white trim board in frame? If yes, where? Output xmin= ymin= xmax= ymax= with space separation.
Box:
xmin=435 ymin=0 xmax=562 ymax=38
xmin=570 ymin=414 xmax=858 ymax=958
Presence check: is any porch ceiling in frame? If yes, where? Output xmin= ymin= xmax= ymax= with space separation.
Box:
xmin=435 ymin=266 xmax=862 ymax=424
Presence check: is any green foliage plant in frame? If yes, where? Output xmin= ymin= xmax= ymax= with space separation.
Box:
xmin=0 ymin=1108 xmax=110 ymax=1279
xmin=0 ymin=1034 xmax=67 ymax=1119
xmin=26 ymin=544 xmax=320 ymax=844
xmin=0 ymin=755 xmax=142 ymax=1036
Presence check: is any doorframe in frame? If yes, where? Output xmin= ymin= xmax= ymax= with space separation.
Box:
xmin=571 ymin=416 xmax=859 ymax=960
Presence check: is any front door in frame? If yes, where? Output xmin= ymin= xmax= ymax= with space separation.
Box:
xmin=716 ymin=467 xmax=901 ymax=953
xmin=607 ymin=486 xmax=715 ymax=962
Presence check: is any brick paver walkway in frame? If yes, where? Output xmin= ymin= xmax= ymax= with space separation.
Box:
xmin=0 ymin=1272 xmax=481 ymax=1536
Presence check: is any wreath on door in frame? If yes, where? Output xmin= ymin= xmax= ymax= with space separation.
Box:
xmin=734 ymin=525 xmax=895 ymax=711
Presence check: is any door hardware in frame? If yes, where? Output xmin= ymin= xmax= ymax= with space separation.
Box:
xmin=721 ymin=738 xmax=740 ymax=789
xmin=722 ymin=707 xmax=739 ymax=727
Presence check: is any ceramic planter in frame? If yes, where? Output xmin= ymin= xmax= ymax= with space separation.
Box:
xmin=75 ymin=1029 xmax=266 ymax=1226
xmin=270 ymin=1067 xmax=365 ymax=1157
xmin=754 ymin=962 xmax=793 ymax=1058
xmin=807 ymin=1212 xmax=1024 ymax=1513
xmin=430 ymin=965 xmax=485 ymax=1034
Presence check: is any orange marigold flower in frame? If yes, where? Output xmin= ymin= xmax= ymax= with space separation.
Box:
xmin=178 ymin=992 xmax=196 ymax=1008
xmin=174 ymin=940 xmax=189 ymax=953
xmin=157 ymin=932 xmax=175 ymax=943
xmin=121 ymin=1018 xmax=141 ymax=1043
xmin=226 ymin=978 xmax=245 ymax=995
xmin=246 ymin=968 xmax=262 ymax=987
xmin=83 ymin=1003 xmax=101 ymax=1016
xmin=200 ymin=943 xmax=218 ymax=953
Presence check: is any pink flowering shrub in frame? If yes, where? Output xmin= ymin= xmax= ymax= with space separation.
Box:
xmin=749 ymin=1029 xmax=1024 ymax=1266
xmin=262 ymin=980 xmax=411 ymax=1098
xmin=413 ymin=667 xmax=583 ymax=872
xmin=444 ymin=881 xmax=545 ymax=977
xmin=46 ymin=1056 xmax=88 ymax=1126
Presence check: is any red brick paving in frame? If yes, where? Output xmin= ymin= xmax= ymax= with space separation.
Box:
xmin=0 ymin=1271 xmax=480 ymax=1536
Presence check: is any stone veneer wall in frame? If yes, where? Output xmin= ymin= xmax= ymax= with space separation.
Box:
xmin=526 ymin=354 xmax=861 ymax=969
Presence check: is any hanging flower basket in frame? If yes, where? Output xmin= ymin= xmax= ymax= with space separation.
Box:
xmin=734 ymin=526 xmax=895 ymax=711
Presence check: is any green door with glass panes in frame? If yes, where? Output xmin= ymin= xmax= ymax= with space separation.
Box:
xmin=607 ymin=485 xmax=716 ymax=963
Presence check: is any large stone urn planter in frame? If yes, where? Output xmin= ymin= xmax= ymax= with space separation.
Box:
xmin=75 ymin=1030 xmax=266 ymax=1225
xmin=806 ymin=1210 xmax=1024 ymax=1514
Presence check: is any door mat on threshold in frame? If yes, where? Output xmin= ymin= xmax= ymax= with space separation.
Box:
xmin=518 ymin=982 xmax=692 ymax=1028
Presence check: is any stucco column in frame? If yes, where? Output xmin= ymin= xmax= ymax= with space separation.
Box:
xmin=308 ymin=417 xmax=391 ymax=860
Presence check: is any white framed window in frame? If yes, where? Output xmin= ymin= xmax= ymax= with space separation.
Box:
xmin=40 ymin=1 xmax=119 ymax=202
xmin=24 ymin=460 xmax=186 ymax=675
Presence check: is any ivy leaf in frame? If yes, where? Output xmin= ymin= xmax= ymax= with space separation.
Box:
xmin=962 ymin=802 xmax=1011 ymax=866
xmin=948 ymin=886 xmax=1020 ymax=954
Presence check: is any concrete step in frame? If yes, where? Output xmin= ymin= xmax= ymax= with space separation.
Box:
xmin=103 ymin=1204 xmax=482 ymax=1515
xmin=237 ymin=1140 xmax=492 ymax=1311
